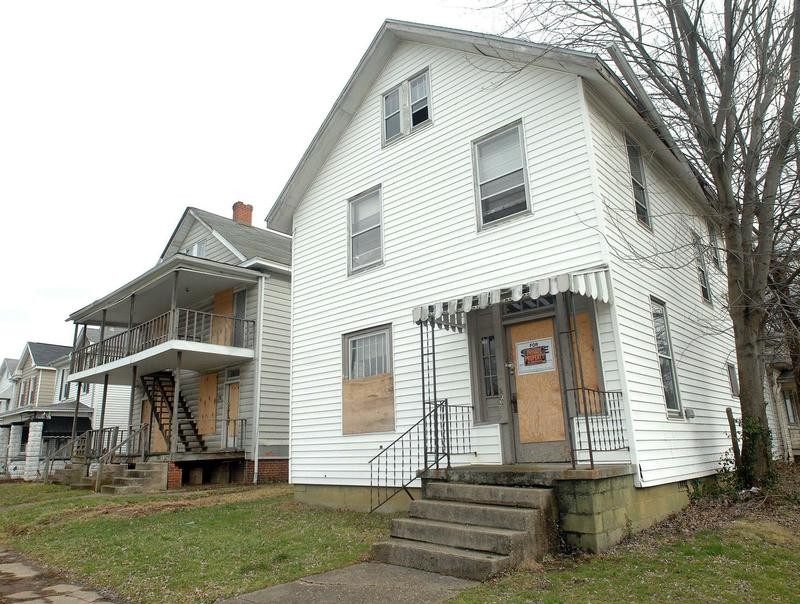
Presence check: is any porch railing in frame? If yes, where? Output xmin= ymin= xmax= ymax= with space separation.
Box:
xmin=72 ymin=308 xmax=256 ymax=372
xmin=369 ymin=400 xmax=473 ymax=512
xmin=72 ymin=427 xmax=127 ymax=460
xmin=566 ymin=388 xmax=628 ymax=467
xmin=218 ymin=418 xmax=247 ymax=451
xmin=94 ymin=424 xmax=149 ymax=491
xmin=42 ymin=430 xmax=91 ymax=483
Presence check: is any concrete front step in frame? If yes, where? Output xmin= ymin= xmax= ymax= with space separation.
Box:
xmin=424 ymin=481 xmax=553 ymax=509
xmin=371 ymin=538 xmax=512 ymax=581
xmin=391 ymin=518 xmax=525 ymax=556
xmin=100 ymin=484 xmax=146 ymax=495
xmin=124 ymin=469 xmax=161 ymax=479
xmin=409 ymin=499 xmax=542 ymax=532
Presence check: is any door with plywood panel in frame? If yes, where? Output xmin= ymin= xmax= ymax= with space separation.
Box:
xmin=212 ymin=289 xmax=234 ymax=346
xmin=226 ymin=381 xmax=239 ymax=441
xmin=198 ymin=373 xmax=218 ymax=435
xmin=506 ymin=317 xmax=570 ymax=462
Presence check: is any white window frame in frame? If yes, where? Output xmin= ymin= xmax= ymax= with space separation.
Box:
xmin=183 ymin=240 xmax=206 ymax=258
xmin=707 ymin=220 xmax=721 ymax=269
xmin=472 ymin=120 xmax=531 ymax=230
xmin=727 ymin=363 xmax=740 ymax=397
xmin=348 ymin=186 xmax=384 ymax=275
xmin=650 ymin=297 xmax=682 ymax=416
xmin=692 ymin=231 xmax=712 ymax=304
xmin=381 ymin=68 xmax=432 ymax=146
xmin=343 ymin=325 xmax=392 ymax=380
xmin=625 ymin=136 xmax=652 ymax=229
xmin=784 ymin=389 xmax=798 ymax=425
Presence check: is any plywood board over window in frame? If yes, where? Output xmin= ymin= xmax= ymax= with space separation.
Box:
xmin=198 ymin=373 xmax=218 ymax=435
xmin=212 ymin=288 xmax=234 ymax=346
xmin=342 ymin=325 xmax=395 ymax=434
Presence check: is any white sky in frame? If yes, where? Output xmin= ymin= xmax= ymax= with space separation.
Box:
xmin=0 ymin=1 xmax=506 ymax=361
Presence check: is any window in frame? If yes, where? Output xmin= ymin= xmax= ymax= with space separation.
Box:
xmin=480 ymin=336 xmax=500 ymax=397
xmin=348 ymin=188 xmax=383 ymax=273
xmin=381 ymin=69 xmax=431 ymax=144
xmin=342 ymin=325 xmax=394 ymax=434
xmin=626 ymin=137 xmax=651 ymax=227
xmin=233 ymin=289 xmax=247 ymax=347
xmin=727 ymin=363 xmax=740 ymax=397
xmin=183 ymin=240 xmax=206 ymax=258
xmin=784 ymin=390 xmax=798 ymax=425
xmin=82 ymin=382 xmax=89 ymax=394
xmin=63 ymin=378 xmax=71 ymax=399
xmin=707 ymin=221 xmax=721 ymax=268
xmin=692 ymin=232 xmax=712 ymax=302
xmin=473 ymin=122 xmax=529 ymax=226
xmin=650 ymin=298 xmax=681 ymax=414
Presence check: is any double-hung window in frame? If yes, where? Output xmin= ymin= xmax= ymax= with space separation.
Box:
xmin=727 ymin=363 xmax=740 ymax=397
xmin=650 ymin=298 xmax=681 ymax=414
xmin=784 ymin=389 xmax=798 ymax=425
xmin=183 ymin=240 xmax=206 ymax=258
xmin=382 ymin=69 xmax=431 ymax=145
xmin=348 ymin=188 xmax=383 ymax=273
xmin=473 ymin=122 xmax=529 ymax=227
xmin=707 ymin=220 xmax=721 ymax=269
xmin=626 ymin=137 xmax=651 ymax=227
xmin=692 ymin=232 xmax=712 ymax=303
xmin=342 ymin=325 xmax=394 ymax=434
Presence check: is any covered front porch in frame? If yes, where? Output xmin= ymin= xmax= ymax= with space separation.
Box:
xmin=370 ymin=266 xmax=631 ymax=512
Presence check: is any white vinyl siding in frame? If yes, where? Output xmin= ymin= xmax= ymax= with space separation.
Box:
xmin=587 ymin=88 xmax=738 ymax=487
xmin=290 ymin=41 xmax=603 ymax=486
xmin=259 ymin=273 xmax=291 ymax=452
xmin=173 ymin=219 xmax=238 ymax=263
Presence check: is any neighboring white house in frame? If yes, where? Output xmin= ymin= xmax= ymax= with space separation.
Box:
xmin=268 ymin=21 xmax=746 ymax=530
xmin=0 ymin=358 xmax=18 ymax=413
xmin=66 ymin=202 xmax=291 ymax=489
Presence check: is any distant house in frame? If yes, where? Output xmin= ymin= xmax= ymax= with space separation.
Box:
xmin=763 ymin=344 xmax=799 ymax=461
xmin=267 ymin=20 xmax=751 ymax=574
xmin=65 ymin=202 xmax=290 ymax=491
xmin=0 ymin=358 xmax=18 ymax=413
xmin=0 ymin=343 xmax=93 ymax=480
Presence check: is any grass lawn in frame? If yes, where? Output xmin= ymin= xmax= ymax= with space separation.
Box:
xmin=0 ymin=483 xmax=390 ymax=603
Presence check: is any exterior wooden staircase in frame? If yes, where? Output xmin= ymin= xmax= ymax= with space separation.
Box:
xmin=141 ymin=372 xmax=207 ymax=453
xmin=371 ymin=480 xmax=557 ymax=580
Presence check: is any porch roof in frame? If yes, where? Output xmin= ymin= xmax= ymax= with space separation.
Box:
xmin=411 ymin=267 xmax=611 ymax=325
xmin=0 ymin=401 xmax=93 ymax=426
xmin=68 ymin=255 xmax=260 ymax=327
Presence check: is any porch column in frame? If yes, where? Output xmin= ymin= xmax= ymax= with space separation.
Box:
xmin=9 ymin=424 xmax=23 ymax=458
xmin=555 ymin=292 xmax=579 ymax=468
xmin=0 ymin=426 xmax=10 ymax=467
xmin=127 ymin=365 xmax=137 ymax=455
xmin=98 ymin=375 xmax=109 ymax=435
xmin=170 ymin=271 xmax=179 ymax=339
xmin=69 ymin=382 xmax=83 ymax=444
xmin=170 ymin=351 xmax=182 ymax=456
xmin=99 ymin=310 xmax=107 ymax=365
xmin=69 ymin=323 xmax=79 ymax=375
xmin=126 ymin=294 xmax=136 ymax=355
xmin=23 ymin=420 xmax=43 ymax=481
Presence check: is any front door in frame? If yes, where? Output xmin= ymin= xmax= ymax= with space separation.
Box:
xmin=226 ymin=381 xmax=240 ymax=441
xmin=506 ymin=317 xmax=570 ymax=462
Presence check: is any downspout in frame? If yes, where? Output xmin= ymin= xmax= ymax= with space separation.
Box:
xmin=251 ymin=273 xmax=267 ymax=484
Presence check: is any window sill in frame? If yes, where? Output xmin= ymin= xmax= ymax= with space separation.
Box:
xmin=348 ymin=260 xmax=385 ymax=278
xmin=381 ymin=119 xmax=434 ymax=150
xmin=477 ymin=208 xmax=532 ymax=233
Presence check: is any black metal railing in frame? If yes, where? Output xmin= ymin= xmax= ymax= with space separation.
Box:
xmin=567 ymin=388 xmax=628 ymax=467
xmin=369 ymin=400 xmax=473 ymax=512
xmin=72 ymin=308 xmax=256 ymax=373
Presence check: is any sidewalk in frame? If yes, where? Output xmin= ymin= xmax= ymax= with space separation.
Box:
xmin=219 ymin=562 xmax=476 ymax=604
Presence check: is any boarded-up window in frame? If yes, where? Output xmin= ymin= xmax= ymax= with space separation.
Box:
xmin=342 ymin=326 xmax=394 ymax=434
xmin=212 ymin=289 xmax=234 ymax=346
xmin=198 ymin=373 xmax=218 ymax=435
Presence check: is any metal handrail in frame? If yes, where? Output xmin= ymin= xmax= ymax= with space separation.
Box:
xmin=42 ymin=430 xmax=90 ymax=484
xmin=94 ymin=424 xmax=149 ymax=492
xmin=566 ymin=387 xmax=628 ymax=468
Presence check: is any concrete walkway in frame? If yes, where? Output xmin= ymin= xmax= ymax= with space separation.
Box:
xmin=0 ymin=546 xmax=117 ymax=604
xmin=220 ymin=562 xmax=476 ymax=604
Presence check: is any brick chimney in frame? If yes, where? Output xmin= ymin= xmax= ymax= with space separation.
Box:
xmin=232 ymin=201 xmax=253 ymax=226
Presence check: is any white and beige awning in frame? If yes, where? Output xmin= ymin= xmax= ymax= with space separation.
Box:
xmin=411 ymin=267 xmax=611 ymax=324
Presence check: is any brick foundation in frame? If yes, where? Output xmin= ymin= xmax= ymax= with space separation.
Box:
xmin=167 ymin=462 xmax=183 ymax=489
xmin=244 ymin=458 xmax=288 ymax=484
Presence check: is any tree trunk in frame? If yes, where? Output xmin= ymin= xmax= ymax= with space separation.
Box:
xmin=731 ymin=305 xmax=773 ymax=486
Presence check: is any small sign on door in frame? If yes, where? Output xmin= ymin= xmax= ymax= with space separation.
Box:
xmin=516 ymin=337 xmax=555 ymax=374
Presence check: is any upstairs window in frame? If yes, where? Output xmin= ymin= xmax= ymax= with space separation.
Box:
xmin=381 ymin=69 xmax=432 ymax=145
xmin=184 ymin=240 xmax=206 ymax=258
xmin=784 ymin=389 xmax=798 ymax=425
xmin=692 ymin=232 xmax=712 ymax=303
xmin=650 ymin=298 xmax=681 ymax=414
xmin=473 ymin=122 xmax=530 ymax=227
xmin=626 ymin=137 xmax=651 ymax=228
xmin=707 ymin=220 xmax=721 ymax=268
xmin=727 ymin=363 xmax=740 ymax=397
xmin=349 ymin=188 xmax=383 ymax=273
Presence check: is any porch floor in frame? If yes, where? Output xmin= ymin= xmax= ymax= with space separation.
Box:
xmin=132 ymin=450 xmax=246 ymax=463
xmin=423 ymin=463 xmax=635 ymax=487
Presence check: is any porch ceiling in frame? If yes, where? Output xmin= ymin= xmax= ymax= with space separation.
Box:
xmin=68 ymin=256 xmax=260 ymax=327
xmin=411 ymin=267 xmax=611 ymax=325
xmin=68 ymin=340 xmax=254 ymax=385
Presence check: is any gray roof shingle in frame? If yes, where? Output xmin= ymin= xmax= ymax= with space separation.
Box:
xmin=28 ymin=343 xmax=72 ymax=368
xmin=190 ymin=208 xmax=291 ymax=266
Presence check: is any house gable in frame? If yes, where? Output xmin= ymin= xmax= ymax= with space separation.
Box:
xmin=160 ymin=209 xmax=243 ymax=264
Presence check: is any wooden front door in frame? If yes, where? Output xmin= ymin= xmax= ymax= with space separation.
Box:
xmin=506 ymin=317 xmax=570 ymax=462
xmin=227 ymin=382 xmax=240 ymax=440
xmin=212 ymin=289 xmax=234 ymax=346
xmin=198 ymin=373 xmax=218 ymax=435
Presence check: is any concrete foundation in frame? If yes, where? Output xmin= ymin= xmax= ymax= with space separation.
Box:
xmin=0 ymin=427 xmax=9 ymax=467
xmin=294 ymin=484 xmax=422 ymax=513
xmin=9 ymin=425 xmax=22 ymax=458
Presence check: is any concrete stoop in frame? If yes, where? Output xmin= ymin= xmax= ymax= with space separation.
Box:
xmin=100 ymin=462 xmax=168 ymax=495
xmin=371 ymin=481 xmax=556 ymax=581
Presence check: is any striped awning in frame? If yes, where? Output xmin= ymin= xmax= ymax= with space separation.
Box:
xmin=412 ymin=267 xmax=611 ymax=325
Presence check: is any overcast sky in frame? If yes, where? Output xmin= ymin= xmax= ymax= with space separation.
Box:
xmin=0 ymin=1 xmax=506 ymax=361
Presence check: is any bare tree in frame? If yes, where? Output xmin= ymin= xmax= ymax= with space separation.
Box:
xmin=495 ymin=0 xmax=800 ymax=485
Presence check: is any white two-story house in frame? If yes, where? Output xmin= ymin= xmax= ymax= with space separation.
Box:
xmin=266 ymin=21 xmax=744 ymax=568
